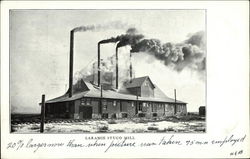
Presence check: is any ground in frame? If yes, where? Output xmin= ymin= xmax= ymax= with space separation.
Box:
xmin=11 ymin=115 xmax=206 ymax=133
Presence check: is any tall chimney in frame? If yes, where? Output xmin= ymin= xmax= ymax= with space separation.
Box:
xmin=92 ymin=63 xmax=95 ymax=84
xmin=129 ymin=51 xmax=133 ymax=82
xmin=110 ymin=72 xmax=113 ymax=86
xmin=69 ymin=30 xmax=74 ymax=97
xmin=97 ymin=43 xmax=101 ymax=87
xmin=116 ymin=46 xmax=119 ymax=89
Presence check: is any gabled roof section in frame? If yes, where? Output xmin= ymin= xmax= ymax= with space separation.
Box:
xmin=45 ymin=80 xmax=186 ymax=104
xmin=73 ymin=79 xmax=90 ymax=93
xmin=124 ymin=76 xmax=155 ymax=89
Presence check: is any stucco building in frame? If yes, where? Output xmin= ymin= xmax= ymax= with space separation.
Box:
xmin=45 ymin=76 xmax=187 ymax=119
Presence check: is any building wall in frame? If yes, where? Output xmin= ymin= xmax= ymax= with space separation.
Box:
xmin=165 ymin=103 xmax=175 ymax=116
xmin=142 ymin=102 xmax=152 ymax=118
xmin=74 ymin=98 xmax=100 ymax=119
xmin=47 ymin=98 xmax=187 ymax=119
xmin=127 ymin=80 xmax=154 ymax=98
xmin=45 ymin=101 xmax=75 ymax=119
xmin=176 ymin=104 xmax=187 ymax=115
xmin=74 ymin=100 xmax=80 ymax=119
xmin=141 ymin=80 xmax=154 ymax=97
xmin=92 ymin=100 xmax=100 ymax=118
xmin=102 ymin=100 xmax=136 ymax=118
xmin=157 ymin=103 xmax=165 ymax=116
xmin=127 ymin=101 xmax=136 ymax=117
xmin=103 ymin=100 xmax=120 ymax=118
xmin=128 ymin=87 xmax=141 ymax=96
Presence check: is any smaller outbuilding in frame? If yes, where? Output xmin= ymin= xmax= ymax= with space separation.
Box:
xmin=199 ymin=106 xmax=206 ymax=116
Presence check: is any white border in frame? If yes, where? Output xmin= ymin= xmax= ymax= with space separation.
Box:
xmin=1 ymin=1 xmax=249 ymax=158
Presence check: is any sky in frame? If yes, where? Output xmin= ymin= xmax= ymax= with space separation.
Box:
xmin=10 ymin=10 xmax=205 ymax=113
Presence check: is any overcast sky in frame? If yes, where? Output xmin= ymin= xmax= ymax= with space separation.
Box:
xmin=10 ymin=10 xmax=205 ymax=113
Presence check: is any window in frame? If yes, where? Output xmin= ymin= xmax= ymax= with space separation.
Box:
xmin=113 ymin=100 xmax=117 ymax=107
xmin=176 ymin=105 xmax=182 ymax=112
xmin=180 ymin=105 xmax=184 ymax=111
xmin=152 ymin=103 xmax=157 ymax=112
xmin=86 ymin=98 xmax=91 ymax=105
xmin=81 ymin=98 xmax=91 ymax=105
xmin=81 ymin=98 xmax=86 ymax=105
xmin=165 ymin=104 xmax=168 ymax=111
xmin=102 ymin=100 xmax=107 ymax=110
xmin=148 ymin=102 xmax=151 ymax=107
xmin=131 ymin=101 xmax=134 ymax=107
xmin=138 ymin=103 xmax=143 ymax=111
xmin=103 ymin=105 xmax=107 ymax=110
xmin=143 ymin=102 xmax=146 ymax=107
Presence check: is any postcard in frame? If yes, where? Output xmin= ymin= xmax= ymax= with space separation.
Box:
xmin=1 ymin=1 xmax=249 ymax=158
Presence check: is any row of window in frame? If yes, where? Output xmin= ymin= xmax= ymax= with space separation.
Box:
xmin=80 ymin=98 xmax=185 ymax=112
xmin=81 ymin=98 xmax=175 ymax=107
xmin=81 ymin=98 xmax=92 ymax=106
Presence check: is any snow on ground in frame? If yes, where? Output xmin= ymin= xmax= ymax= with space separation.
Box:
xmin=12 ymin=119 xmax=205 ymax=133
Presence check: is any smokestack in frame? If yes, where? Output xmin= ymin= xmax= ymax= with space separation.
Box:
xmin=116 ymin=46 xmax=119 ymax=89
xmin=92 ymin=63 xmax=95 ymax=84
xmin=97 ymin=43 xmax=101 ymax=87
xmin=129 ymin=51 xmax=133 ymax=82
xmin=69 ymin=30 xmax=74 ymax=97
xmin=111 ymin=72 xmax=113 ymax=86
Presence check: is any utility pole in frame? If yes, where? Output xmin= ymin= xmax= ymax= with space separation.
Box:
xmin=174 ymin=89 xmax=177 ymax=115
xmin=40 ymin=94 xmax=45 ymax=133
xmin=136 ymin=88 xmax=139 ymax=114
xmin=99 ymin=85 xmax=103 ymax=116
xmin=101 ymin=85 xmax=103 ymax=98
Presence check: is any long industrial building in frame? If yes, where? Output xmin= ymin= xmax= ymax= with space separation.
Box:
xmin=45 ymin=76 xmax=187 ymax=119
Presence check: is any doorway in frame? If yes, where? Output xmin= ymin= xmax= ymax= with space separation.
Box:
xmin=79 ymin=106 xmax=92 ymax=119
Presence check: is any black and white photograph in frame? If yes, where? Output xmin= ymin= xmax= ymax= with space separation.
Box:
xmin=10 ymin=10 xmax=206 ymax=133
xmin=1 ymin=1 xmax=249 ymax=158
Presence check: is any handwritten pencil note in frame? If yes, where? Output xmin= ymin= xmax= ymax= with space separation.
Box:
xmin=5 ymin=134 xmax=247 ymax=157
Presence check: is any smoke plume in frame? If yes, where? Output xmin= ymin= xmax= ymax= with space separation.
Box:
xmin=74 ymin=28 xmax=206 ymax=87
xmin=72 ymin=21 xmax=131 ymax=33
xmin=130 ymin=31 xmax=206 ymax=72
xmin=185 ymin=31 xmax=205 ymax=49
xmin=98 ymin=28 xmax=144 ymax=46
xmin=74 ymin=48 xmax=132 ymax=87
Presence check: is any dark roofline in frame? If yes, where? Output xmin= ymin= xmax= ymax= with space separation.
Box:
xmin=45 ymin=78 xmax=187 ymax=104
xmin=46 ymin=97 xmax=187 ymax=105
xmin=45 ymin=92 xmax=187 ymax=104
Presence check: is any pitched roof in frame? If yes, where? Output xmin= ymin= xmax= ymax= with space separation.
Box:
xmin=46 ymin=80 xmax=186 ymax=104
xmin=124 ymin=76 xmax=155 ymax=88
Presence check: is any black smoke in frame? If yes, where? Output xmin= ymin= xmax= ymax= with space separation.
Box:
xmin=185 ymin=31 xmax=205 ymax=49
xmin=97 ymin=29 xmax=205 ymax=76
xmin=129 ymin=31 xmax=205 ymax=72
xmin=98 ymin=28 xmax=144 ymax=46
